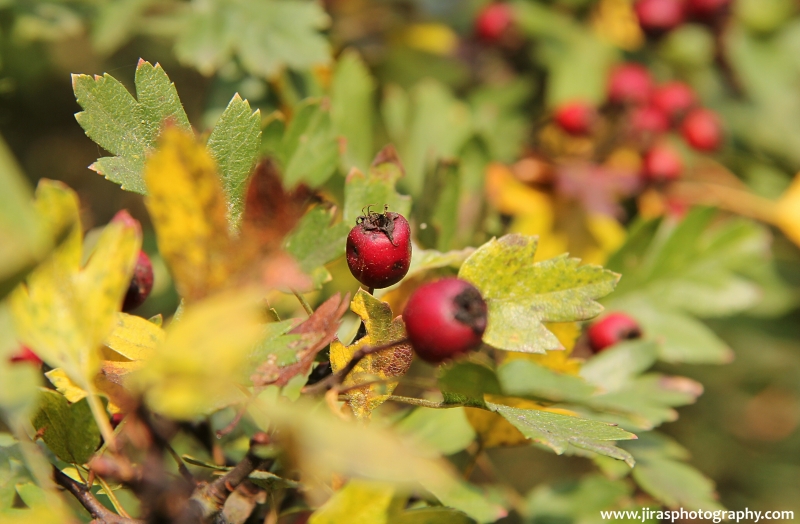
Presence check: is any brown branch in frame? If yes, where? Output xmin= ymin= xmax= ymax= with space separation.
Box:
xmin=188 ymin=432 xmax=271 ymax=519
xmin=301 ymin=338 xmax=409 ymax=395
xmin=53 ymin=466 xmax=143 ymax=524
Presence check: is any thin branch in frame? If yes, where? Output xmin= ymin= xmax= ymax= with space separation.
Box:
xmin=291 ymin=288 xmax=314 ymax=316
xmin=53 ymin=466 xmax=143 ymax=524
xmin=385 ymin=395 xmax=464 ymax=409
xmin=301 ymin=338 xmax=409 ymax=395
xmin=95 ymin=473 xmax=133 ymax=518
xmin=166 ymin=442 xmax=196 ymax=485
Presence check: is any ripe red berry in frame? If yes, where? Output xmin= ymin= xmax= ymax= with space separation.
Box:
xmin=110 ymin=412 xmax=126 ymax=429
xmin=587 ymin=312 xmax=642 ymax=353
xmin=475 ymin=3 xmax=513 ymax=42
xmin=403 ymin=278 xmax=488 ymax=363
xmin=642 ymin=143 xmax=683 ymax=182
xmin=635 ymin=0 xmax=686 ymax=37
xmin=607 ymin=64 xmax=653 ymax=106
xmin=652 ymin=81 xmax=696 ymax=121
xmin=123 ymin=250 xmax=154 ymax=312
xmin=8 ymin=345 xmax=43 ymax=366
xmin=554 ymin=101 xmax=597 ymax=136
xmin=346 ymin=206 xmax=411 ymax=289
xmin=630 ymin=105 xmax=670 ymax=135
xmin=686 ymin=0 xmax=730 ymax=21
xmin=681 ymin=108 xmax=722 ymax=151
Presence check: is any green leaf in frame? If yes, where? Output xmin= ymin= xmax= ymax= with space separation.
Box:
xmin=207 ymin=93 xmax=262 ymax=227
xmin=420 ymin=478 xmax=507 ymax=524
xmin=395 ymin=407 xmax=476 ymax=455
xmin=416 ymin=160 xmax=460 ymax=251
xmin=459 ymin=234 xmax=620 ymax=353
xmin=331 ymin=49 xmax=375 ymax=173
xmin=0 ymin=306 xmax=41 ymax=420
xmin=31 ymin=389 xmax=100 ymax=465
xmin=487 ymin=403 xmax=636 ymax=465
xmin=525 ymin=474 xmax=633 ymax=523
xmin=580 ymin=339 xmax=659 ymax=392
xmin=438 ymin=361 xmax=501 ymax=407
xmin=91 ymin=0 xmax=156 ymax=55
xmin=284 ymin=206 xmax=350 ymax=288
xmin=498 ymin=359 xmax=597 ymax=403
xmin=174 ymin=0 xmax=331 ymax=78
xmin=73 ymin=59 xmax=191 ymax=194
xmin=279 ymin=98 xmax=339 ymax=187
xmin=343 ymin=145 xmax=412 ymax=224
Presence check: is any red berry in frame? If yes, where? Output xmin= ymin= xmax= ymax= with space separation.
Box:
xmin=554 ymin=101 xmax=597 ymax=136
xmin=607 ymin=64 xmax=653 ymax=106
xmin=110 ymin=413 xmax=126 ymax=429
xmin=587 ymin=312 xmax=642 ymax=353
xmin=346 ymin=207 xmax=411 ymax=289
xmin=403 ymin=278 xmax=488 ymax=363
xmin=681 ymin=108 xmax=722 ymax=151
xmin=8 ymin=345 xmax=43 ymax=366
xmin=652 ymin=81 xmax=696 ymax=121
xmin=686 ymin=0 xmax=730 ymax=21
xmin=123 ymin=250 xmax=154 ymax=312
xmin=635 ymin=0 xmax=686 ymax=37
xmin=630 ymin=105 xmax=670 ymax=135
xmin=642 ymin=143 xmax=683 ymax=182
xmin=475 ymin=3 xmax=513 ymax=42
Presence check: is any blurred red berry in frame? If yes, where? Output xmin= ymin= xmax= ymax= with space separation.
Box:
xmin=608 ymin=64 xmax=653 ymax=105
xmin=630 ymin=105 xmax=670 ymax=135
xmin=123 ymin=250 xmax=154 ymax=312
xmin=554 ymin=101 xmax=596 ymax=136
xmin=635 ymin=0 xmax=686 ymax=37
xmin=110 ymin=412 xmax=126 ymax=429
xmin=686 ymin=0 xmax=731 ymax=21
xmin=681 ymin=108 xmax=722 ymax=151
xmin=475 ymin=3 xmax=513 ymax=42
xmin=8 ymin=345 xmax=43 ymax=366
xmin=588 ymin=313 xmax=642 ymax=353
xmin=642 ymin=143 xmax=683 ymax=182
xmin=652 ymin=81 xmax=696 ymax=121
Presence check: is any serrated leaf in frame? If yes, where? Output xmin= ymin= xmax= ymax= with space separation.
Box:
xmin=174 ymin=0 xmax=331 ymax=78
xmin=331 ymin=49 xmax=375 ymax=173
xmin=73 ymin=59 xmax=191 ymax=193
xmin=487 ymin=403 xmax=636 ymax=465
xmin=207 ymin=93 xmax=262 ymax=227
xmin=459 ymin=234 xmax=620 ymax=353
xmin=344 ymin=145 xmax=412 ymax=224
xmin=285 ymin=206 xmax=350 ymax=288
xmin=31 ymin=389 xmax=100 ymax=465
xmin=309 ymin=480 xmax=395 ymax=524
xmin=329 ymin=290 xmax=413 ymax=419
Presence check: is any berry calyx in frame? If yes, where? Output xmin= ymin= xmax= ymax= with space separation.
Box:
xmin=681 ymin=108 xmax=722 ymax=151
xmin=475 ymin=3 xmax=513 ymax=42
xmin=123 ymin=250 xmax=154 ymax=312
xmin=630 ymin=105 xmax=670 ymax=136
xmin=403 ymin=278 xmax=488 ymax=363
xmin=607 ymin=64 xmax=653 ymax=106
xmin=8 ymin=345 xmax=43 ymax=366
xmin=554 ymin=101 xmax=597 ymax=136
xmin=642 ymin=143 xmax=683 ymax=182
xmin=346 ymin=206 xmax=412 ymax=289
xmin=587 ymin=312 xmax=642 ymax=353
xmin=652 ymin=81 xmax=696 ymax=121
xmin=635 ymin=0 xmax=686 ymax=37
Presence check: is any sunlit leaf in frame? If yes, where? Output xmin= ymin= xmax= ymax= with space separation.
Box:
xmin=309 ymin=480 xmax=396 ymax=524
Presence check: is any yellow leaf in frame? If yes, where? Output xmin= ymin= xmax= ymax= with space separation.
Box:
xmin=309 ymin=480 xmax=396 ymax=524
xmin=592 ymin=0 xmax=644 ymax=51
xmin=330 ymin=290 xmax=412 ymax=420
xmin=504 ymin=322 xmax=584 ymax=375
xmin=776 ymin=172 xmax=800 ymax=247
xmin=44 ymin=368 xmax=87 ymax=403
xmin=397 ymin=23 xmax=459 ymax=55
xmin=485 ymin=163 xmax=553 ymax=217
xmin=132 ymin=287 xmax=265 ymax=419
xmin=144 ymin=126 xmax=235 ymax=302
xmin=104 ymin=312 xmax=164 ymax=361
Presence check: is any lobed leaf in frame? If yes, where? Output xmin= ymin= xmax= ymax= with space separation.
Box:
xmin=343 ymin=145 xmax=412 ymax=224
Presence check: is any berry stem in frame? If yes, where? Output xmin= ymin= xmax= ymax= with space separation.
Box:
xmin=671 ymin=181 xmax=778 ymax=224
xmin=291 ymin=288 xmax=314 ymax=316
xmin=302 ymin=337 xmax=409 ymax=395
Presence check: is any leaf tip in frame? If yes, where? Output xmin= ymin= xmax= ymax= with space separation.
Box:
xmin=371 ymin=144 xmax=405 ymax=174
xmin=111 ymin=210 xmax=142 ymax=237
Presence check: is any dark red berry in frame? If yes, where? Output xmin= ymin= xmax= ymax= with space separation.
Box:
xmin=681 ymin=108 xmax=722 ymax=151
xmin=110 ymin=413 xmax=126 ymax=429
xmin=8 ymin=345 xmax=42 ymax=366
xmin=554 ymin=101 xmax=597 ymax=136
xmin=642 ymin=143 xmax=683 ymax=182
xmin=635 ymin=0 xmax=686 ymax=37
xmin=475 ymin=3 xmax=513 ymax=42
xmin=607 ymin=64 xmax=653 ymax=106
xmin=403 ymin=278 xmax=488 ymax=363
xmin=686 ymin=0 xmax=730 ymax=21
xmin=630 ymin=105 xmax=670 ymax=135
xmin=652 ymin=81 xmax=696 ymax=121
xmin=587 ymin=312 xmax=642 ymax=353
xmin=346 ymin=207 xmax=411 ymax=289
xmin=123 ymin=250 xmax=154 ymax=312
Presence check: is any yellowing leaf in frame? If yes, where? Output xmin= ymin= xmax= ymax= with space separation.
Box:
xmin=398 ymin=23 xmax=459 ymax=55
xmin=44 ymin=368 xmax=87 ymax=403
xmin=330 ymin=290 xmax=413 ymax=419
xmin=132 ymin=287 xmax=265 ymax=419
xmin=485 ymin=163 xmax=553 ymax=217
xmin=105 ymin=312 xmax=164 ymax=361
xmin=592 ymin=0 xmax=644 ymax=51
xmin=309 ymin=480 xmax=396 ymax=524
xmin=145 ymin=126 xmax=234 ymax=302
xmin=466 ymin=396 xmax=579 ymax=448
xmin=504 ymin=322 xmax=583 ymax=375
xmin=776 ymin=172 xmax=800 ymax=247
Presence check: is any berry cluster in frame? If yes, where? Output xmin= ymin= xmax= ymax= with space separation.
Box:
xmin=635 ymin=0 xmax=732 ymax=38
xmin=554 ymin=63 xmax=723 ymax=184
